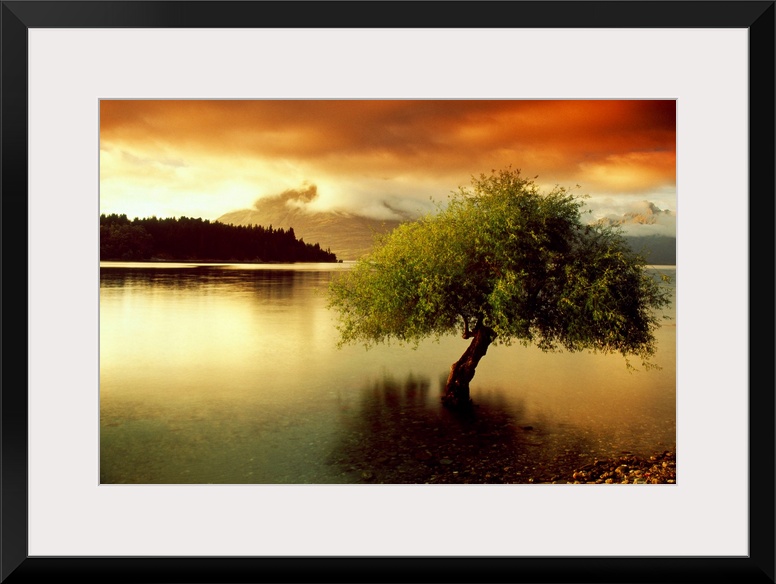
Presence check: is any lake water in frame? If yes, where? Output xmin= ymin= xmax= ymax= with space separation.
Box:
xmin=100 ymin=262 xmax=676 ymax=484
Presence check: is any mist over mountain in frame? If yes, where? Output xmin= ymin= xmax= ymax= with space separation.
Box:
xmin=217 ymin=185 xmax=410 ymax=260
xmin=594 ymin=201 xmax=675 ymax=235
xmin=217 ymin=189 xmax=675 ymax=265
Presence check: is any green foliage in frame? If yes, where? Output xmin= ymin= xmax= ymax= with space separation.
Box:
xmin=328 ymin=168 xmax=672 ymax=369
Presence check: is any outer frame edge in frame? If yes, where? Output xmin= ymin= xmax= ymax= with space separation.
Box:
xmin=4 ymin=1 xmax=774 ymax=583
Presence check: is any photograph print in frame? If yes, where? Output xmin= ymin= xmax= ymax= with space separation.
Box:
xmin=99 ymin=99 xmax=676 ymax=485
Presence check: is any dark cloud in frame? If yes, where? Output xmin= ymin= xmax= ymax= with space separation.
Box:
xmin=255 ymin=184 xmax=319 ymax=210
xmin=250 ymin=183 xmax=421 ymax=222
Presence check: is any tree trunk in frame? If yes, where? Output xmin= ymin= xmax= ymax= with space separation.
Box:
xmin=442 ymin=324 xmax=495 ymax=409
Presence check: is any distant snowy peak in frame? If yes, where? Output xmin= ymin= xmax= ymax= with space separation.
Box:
xmin=593 ymin=201 xmax=675 ymax=227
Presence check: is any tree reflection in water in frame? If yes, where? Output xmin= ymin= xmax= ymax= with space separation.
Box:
xmin=329 ymin=373 xmax=592 ymax=484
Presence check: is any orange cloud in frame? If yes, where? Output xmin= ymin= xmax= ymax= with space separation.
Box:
xmin=579 ymin=151 xmax=677 ymax=193
xmin=99 ymin=100 xmax=675 ymax=220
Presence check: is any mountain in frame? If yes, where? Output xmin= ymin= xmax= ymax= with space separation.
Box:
xmin=594 ymin=202 xmax=676 ymax=265
xmin=623 ymin=235 xmax=676 ymax=265
xmin=216 ymin=186 xmax=407 ymax=260
xmin=217 ymin=208 xmax=404 ymax=261
xmin=218 ymin=190 xmax=676 ymax=265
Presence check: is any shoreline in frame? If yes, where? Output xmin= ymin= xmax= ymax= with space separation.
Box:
xmin=358 ymin=450 xmax=678 ymax=485
xmin=537 ymin=450 xmax=676 ymax=484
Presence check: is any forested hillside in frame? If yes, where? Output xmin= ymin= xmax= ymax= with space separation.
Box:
xmin=100 ymin=214 xmax=338 ymax=263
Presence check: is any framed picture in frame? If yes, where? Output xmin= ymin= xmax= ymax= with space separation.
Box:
xmin=3 ymin=1 xmax=773 ymax=582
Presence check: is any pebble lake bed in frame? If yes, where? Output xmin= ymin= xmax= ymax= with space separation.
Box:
xmin=332 ymin=390 xmax=676 ymax=485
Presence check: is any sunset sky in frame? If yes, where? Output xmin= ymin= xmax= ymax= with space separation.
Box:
xmin=99 ymin=100 xmax=676 ymax=236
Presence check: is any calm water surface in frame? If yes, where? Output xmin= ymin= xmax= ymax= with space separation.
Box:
xmin=100 ymin=262 xmax=676 ymax=484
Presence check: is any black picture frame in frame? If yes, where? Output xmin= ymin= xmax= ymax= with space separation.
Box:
xmin=2 ymin=2 xmax=773 ymax=583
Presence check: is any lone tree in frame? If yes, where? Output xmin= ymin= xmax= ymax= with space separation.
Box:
xmin=328 ymin=168 xmax=672 ymax=409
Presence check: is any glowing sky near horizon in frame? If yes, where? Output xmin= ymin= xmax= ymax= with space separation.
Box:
xmin=99 ymin=100 xmax=676 ymax=235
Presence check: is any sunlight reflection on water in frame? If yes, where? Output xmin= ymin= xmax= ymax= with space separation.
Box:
xmin=100 ymin=263 xmax=675 ymax=484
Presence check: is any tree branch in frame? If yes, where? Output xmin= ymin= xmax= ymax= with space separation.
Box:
xmin=459 ymin=313 xmax=473 ymax=339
